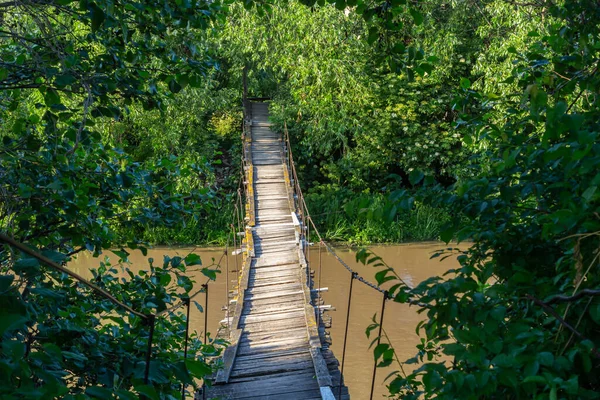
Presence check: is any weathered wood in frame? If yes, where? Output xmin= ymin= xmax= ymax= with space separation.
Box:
xmin=215 ymin=328 xmax=242 ymax=383
xmin=207 ymin=101 xmax=344 ymax=400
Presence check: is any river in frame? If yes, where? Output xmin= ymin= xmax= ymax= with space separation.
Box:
xmin=68 ymin=242 xmax=466 ymax=399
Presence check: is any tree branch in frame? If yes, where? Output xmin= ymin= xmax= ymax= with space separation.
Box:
xmin=525 ymin=294 xmax=600 ymax=358
xmin=545 ymin=289 xmax=600 ymax=305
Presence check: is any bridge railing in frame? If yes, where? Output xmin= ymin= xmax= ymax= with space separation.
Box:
xmin=0 ymin=176 xmax=247 ymax=400
xmin=282 ymin=121 xmax=398 ymax=400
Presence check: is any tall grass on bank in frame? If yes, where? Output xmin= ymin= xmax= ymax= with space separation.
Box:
xmin=111 ymin=189 xmax=450 ymax=246
xmin=113 ymin=202 xmax=235 ymax=246
xmin=305 ymin=190 xmax=451 ymax=245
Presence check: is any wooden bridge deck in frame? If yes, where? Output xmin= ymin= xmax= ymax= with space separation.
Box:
xmin=206 ymin=102 xmax=347 ymax=399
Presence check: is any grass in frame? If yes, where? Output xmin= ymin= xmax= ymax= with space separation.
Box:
xmin=306 ymin=189 xmax=451 ymax=245
xmin=112 ymin=188 xmax=451 ymax=247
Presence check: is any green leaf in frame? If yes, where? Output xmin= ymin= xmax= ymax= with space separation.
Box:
xmin=419 ymin=62 xmax=433 ymax=75
xmin=185 ymin=253 xmax=202 ymax=266
xmin=582 ymin=186 xmax=597 ymax=202
xmin=89 ymin=3 xmax=106 ymax=32
xmin=201 ymin=268 xmax=218 ymax=280
xmin=54 ymin=74 xmax=76 ymax=87
xmin=41 ymin=250 xmax=67 ymax=264
xmin=523 ymin=376 xmax=547 ymax=384
xmin=171 ymin=361 xmax=193 ymax=385
xmin=460 ymin=78 xmax=471 ymax=89
xmin=409 ymin=8 xmax=423 ymax=25
xmin=366 ymin=320 xmax=379 ymax=339
xmin=112 ymin=249 xmax=130 ymax=261
xmin=134 ymin=384 xmax=159 ymax=400
xmin=0 ymin=275 xmax=15 ymax=292
xmin=375 ymin=269 xmax=395 ymax=285
xmin=116 ymin=389 xmax=137 ymax=400
xmin=169 ymin=79 xmax=182 ymax=94
xmin=85 ymin=386 xmax=113 ymax=398
xmin=443 ymin=343 xmax=464 ymax=356
xmin=185 ymin=359 xmax=211 ymax=378
xmin=537 ymin=352 xmax=554 ymax=367
xmin=44 ymin=89 xmax=61 ymax=106
xmin=408 ymin=169 xmax=424 ymax=185
xmin=373 ymin=343 xmax=390 ymax=362
xmin=159 ymin=273 xmax=172 ymax=286
xmin=590 ymin=302 xmax=600 ymax=324
xmin=523 ymin=360 xmax=539 ymax=377
xmin=367 ymin=27 xmax=378 ymax=45
xmin=0 ymin=313 xmax=29 ymax=335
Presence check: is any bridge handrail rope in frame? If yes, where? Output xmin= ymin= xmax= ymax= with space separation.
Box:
xmin=282 ymin=121 xmax=388 ymax=297
xmin=0 ymin=172 xmax=245 ymax=399
xmin=282 ymin=120 xmax=400 ymax=400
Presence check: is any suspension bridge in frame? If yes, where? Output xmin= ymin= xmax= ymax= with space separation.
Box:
xmin=205 ymin=101 xmax=348 ymax=399
xmin=203 ymin=98 xmax=396 ymax=400
xmin=0 ymin=99 xmax=396 ymax=400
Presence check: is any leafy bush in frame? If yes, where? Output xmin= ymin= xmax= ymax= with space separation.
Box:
xmin=0 ymin=250 xmax=222 ymax=399
xmin=358 ymin=0 xmax=600 ymax=398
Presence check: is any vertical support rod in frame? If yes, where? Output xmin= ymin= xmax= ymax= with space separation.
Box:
xmin=317 ymin=241 xmax=323 ymax=327
xmin=339 ymin=271 xmax=356 ymax=399
xmin=144 ymin=314 xmax=156 ymax=385
xmin=226 ymin=241 xmax=230 ymax=335
xmin=203 ymin=284 xmax=209 ymax=345
xmin=232 ymin=224 xmax=238 ymax=275
xmin=369 ymin=292 xmax=388 ymax=400
xmin=234 ymin=204 xmax=240 ymax=240
xmin=201 ymin=283 xmax=209 ymax=400
xmin=236 ymin=189 xmax=243 ymax=235
xmin=306 ymin=216 xmax=311 ymax=265
xmin=181 ymin=299 xmax=191 ymax=400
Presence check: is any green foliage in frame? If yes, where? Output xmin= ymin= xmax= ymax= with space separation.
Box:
xmin=1 ymin=130 xmax=217 ymax=255
xmin=2 ymin=0 xmax=599 ymax=398
xmin=306 ymin=186 xmax=449 ymax=244
xmin=0 ymin=250 xmax=223 ymax=399
xmin=1 ymin=0 xmax=233 ymax=397
xmin=358 ymin=0 xmax=600 ymax=398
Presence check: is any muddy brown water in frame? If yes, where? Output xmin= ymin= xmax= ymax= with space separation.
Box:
xmin=68 ymin=242 xmax=466 ymax=399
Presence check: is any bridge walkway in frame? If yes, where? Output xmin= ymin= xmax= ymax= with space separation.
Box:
xmin=206 ymin=102 xmax=347 ymax=399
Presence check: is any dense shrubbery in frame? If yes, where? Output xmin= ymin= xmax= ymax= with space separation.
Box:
xmin=354 ymin=0 xmax=600 ymax=398
xmin=2 ymin=0 xmax=599 ymax=398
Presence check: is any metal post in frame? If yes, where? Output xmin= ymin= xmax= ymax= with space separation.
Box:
xmin=232 ymin=224 xmax=238 ymax=275
xmin=317 ymin=241 xmax=323 ymax=327
xmin=237 ymin=189 xmax=243 ymax=234
xmin=226 ymin=241 xmax=230 ymax=334
xmin=203 ymin=284 xmax=209 ymax=345
xmin=144 ymin=314 xmax=156 ymax=385
xmin=369 ymin=291 xmax=388 ymax=400
xmin=306 ymin=216 xmax=311 ymax=266
xmin=339 ymin=271 xmax=356 ymax=398
xmin=202 ymin=284 xmax=209 ymax=400
xmin=181 ymin=299 xmax=191 ymax=400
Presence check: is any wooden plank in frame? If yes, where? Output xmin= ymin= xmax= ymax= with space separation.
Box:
xmin=208 ymin=374 xmax=320 ymax=399
xmin=214 ymin=328 xmax=242 ymax=384
xmin=230 ymin=359 xmax=314 ymax=378
xmin=310 ymin=347 xmax=333 ymax=387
